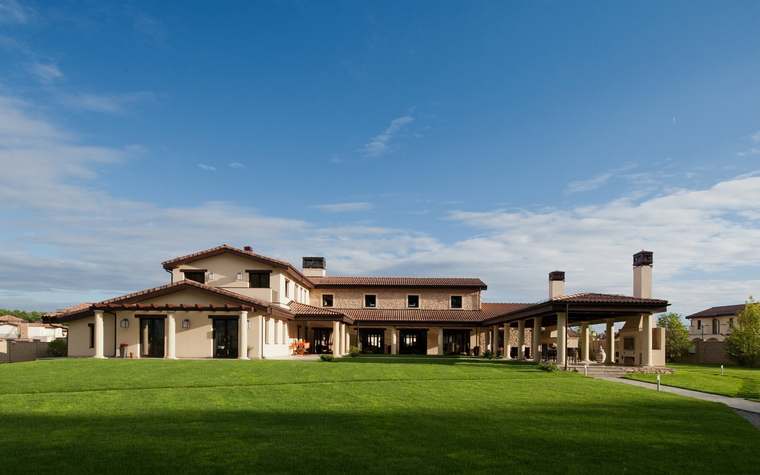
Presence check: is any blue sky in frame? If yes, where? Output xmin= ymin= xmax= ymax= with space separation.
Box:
xmin=1 ymin=0 xmax=759 ymax=317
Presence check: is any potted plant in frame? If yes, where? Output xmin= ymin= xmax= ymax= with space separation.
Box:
xmin=119 ymin=343 xmax=128 ymax=358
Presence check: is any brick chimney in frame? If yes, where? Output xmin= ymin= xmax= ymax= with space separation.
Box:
xmin=549 ymin=271 xmax=565 ymax=299
xmin=302 ymin=257 xmax=326 ymax=278
xmin=633 ymin=250 xmax=653 ymax=298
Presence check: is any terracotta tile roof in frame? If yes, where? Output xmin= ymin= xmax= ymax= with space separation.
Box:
xmin=289 ymin=302 xmax=345 ymax=317
xmin=309 ymin=276 xmax=487 ymax=289
xmin=44 ymin=303 xmax=92 ymax=318
xmin=550 ymin=292 xmax=668 ymax=305
xmin=685 ymin=304 xmax=748 ymax=319
xmin=290 ymin=302 xmax=531 ymax=324
xmin=481 ymin=302 xmax=532 ymax=317
xmin=0 ymin=315 xmax=28 ymax=324
xmin=161 ymin=244 xmax=313 ymax=288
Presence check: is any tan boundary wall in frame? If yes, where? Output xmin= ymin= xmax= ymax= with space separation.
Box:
xmin=0 ymin=339 xmax=50 ymax=364
xmin=674 ymin=340 xmax=735 ymax=365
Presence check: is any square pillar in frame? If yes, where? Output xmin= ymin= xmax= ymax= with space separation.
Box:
xmin=581 ymin=322 xmax=590 ymax=363
xmin=503 ymin=325 xmax=511 ymax=359
xmin=605 ymin=319 xmax=615 ymax=364
xmin=642 ymin=314 xmax=653 ymax=366
xmin=167 ymin=311 xmax=177 ymax=359
xmin=93 ymin=310 xmax=105 ymax=359
xmin=438 ymin=327 xmax=444 ymax=355
xmin=238 ymin=311 xmax=249 ymax=360
xmin=492 ymin=325 xmax=499 ymax=354
xmin=557 ymin=312 xmax=567 ymax=367
xmin=532 ymin=317 xmax=542 ymax=362
xmin=343 ymin=323 xmax=349 ymax=353
xmin=517 ymin=320 xmax=525 ymax=360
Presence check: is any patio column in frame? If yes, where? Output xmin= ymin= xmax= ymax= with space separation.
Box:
xmin=557 ymin=312 xmax=567 ymax=367
xmin=503 ymin=325 xmax=511 ymax=359
xmin=438 ymin=327 xmax=444 ymax=355
xmin=167 ymin=311 xmax=177 ymax=359
xmin=532 ymin=317 xmax=542 ymax=362
xmin=642 ymin=314 xmax=653 ymax=366
xmin=251 ymin=315 xmax=263 ymax=359
xmin=332 ymin=321 xmax=341 ymax=356
xmin=343 ymin=323 xmax=349 ymax=353
xmin=605 ymin=318 xmax=615 ymax=364
xmin=581 ymin=322 xmax=590 ymax=363
xmin=492 ymin=325 xmax=499 ymax=353
xmin=93 ymin=310 xmax=105 ymax=359
xmin=517 ymin=320 xmax=525 ymax=360
xmin=238 ymin=311 xmax=249 ymax=360
xmin=391 ymin=327 xmax=398 ymax=354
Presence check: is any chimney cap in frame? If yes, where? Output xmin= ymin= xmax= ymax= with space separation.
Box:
xmin=549 ymin=271 xmax=565 ymax=281
xmin=243 ymin=246 xmax=253 ymax=252
xmin=303 ymin=257 xmax=326 ymax=269
xmin=633 ymin=250 xmax=653 ymax=267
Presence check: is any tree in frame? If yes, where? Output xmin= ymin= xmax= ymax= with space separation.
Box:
xmin=0 ymin=308 xmax=46 ymax=322
xmin=657 ymin=312 xmax=691 ymax=363
xmin=725 ymin=297 xmax=760 ymax=367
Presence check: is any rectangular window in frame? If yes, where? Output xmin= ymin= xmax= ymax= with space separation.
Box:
xmin=285 ymin=280 xmax=290 ymax=299
xmin=265 ymin=319 xmax=270 ymax=344
xmin=407 ymin=295 xmax=420 ymax=308
xmin=364 ymin=295 xmax=377 ymax=308
xmin=624 ymin=337 xmax=635 ymax=350
xmin=322 ymin=294 xmax=334 ymax=307
xmin=450 ymin=295 xmax=463 ymax=309
xmin=697 ymin=320 xmax=702 ymax=330
xmin=183 ymin=271 xmax=205 ymax=283
xmin=729 ymin=317 xmax=734 ymax=327
xmin=88 ymin=323 xmax=94 ymax=348
xmin=249 ymin=271 xmax=270 ymax=288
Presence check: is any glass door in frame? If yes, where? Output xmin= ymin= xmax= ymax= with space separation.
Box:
xmin=213 ymin=319 xmax=239 ymax=358
xmin=399 ymin=329 xmax=428 ymax=354
xmin=140 ymin=318 xmax=165 ymax=358
xmin=359 ymin=329 xmax=385 ymax=354
xmin=443 ymin=329 xmax=471 ymax=355
xmin=312 ymin=328 xmax=332 ymax=354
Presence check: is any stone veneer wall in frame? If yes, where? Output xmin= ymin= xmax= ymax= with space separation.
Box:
xmin=311 ymin=288 xmax=481 ymax=311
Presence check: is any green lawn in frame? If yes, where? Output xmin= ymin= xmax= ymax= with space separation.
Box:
xmin=625 ymin=363 xmax=760 ymax=401
xmin=1 ymin=358 xmax=759 ymax=474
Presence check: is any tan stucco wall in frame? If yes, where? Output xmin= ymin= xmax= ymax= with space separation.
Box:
xmin=68 ymin=318 xmax=93 ymax=357
xmin=689 ymin=315 xmax=735 ymax=342
xmin=310 ymin=288 xmax=481 ymax=310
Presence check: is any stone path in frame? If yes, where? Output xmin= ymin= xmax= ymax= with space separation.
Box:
xmin=598 ymin=377 xmax=760 ymax=429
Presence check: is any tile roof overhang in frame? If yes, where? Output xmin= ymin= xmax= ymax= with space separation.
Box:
xmin=481 ymin=292 xmax=669 ymax=327
xmin=44 ymin=280 xmax=293 ymax=323
xmin=308 ymin=276 xmax=487 ymax=290
xmin=685 ymin=304 xmax=747 ymax=319
xmin=161 ymin=244 xmax=314 ymax=289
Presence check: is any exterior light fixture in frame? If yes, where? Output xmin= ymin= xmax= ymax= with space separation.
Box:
xmin=247 ymin=320 xmax=251 ymax=329
xmin=182 ymin=319 xmax=190 ymax=328
xmin=120 ymin=319 xmax=129 ymax=328
xmin=237 ymin=273 xmax=243 ymax=280
xmin=208 ymin=273 xmax=215 ymax=280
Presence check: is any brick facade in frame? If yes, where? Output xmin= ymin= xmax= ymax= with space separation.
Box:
xmin=674 ymin=340 xmax=735 ymax=365
xmin=0 ymin=339 xmax=51 ymax=364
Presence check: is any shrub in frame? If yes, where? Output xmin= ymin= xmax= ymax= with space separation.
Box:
xmin=537 ymin=361 xmax=557 ymax=372
xmin=483 ymin=350 xmax=495 ymax=360
xmin=47 ymin=339 xmax=67 ymax=357
xmin=348 ymin=346 xmax=360 ymax=358
xmin=320 ymin=353 xmax=334 ymax=362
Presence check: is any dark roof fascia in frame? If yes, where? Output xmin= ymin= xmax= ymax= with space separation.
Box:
xmin=483 ymin=300 xmax=669 ymax=326
xmin=309 ymin=279 xmax=487 ymax=290
xmin=292 ymin=314 xmax=354 ymax=325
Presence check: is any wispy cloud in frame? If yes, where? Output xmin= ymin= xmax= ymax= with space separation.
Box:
xmin=750 ymin=130 xmax=760 ymax=142
xmin=738 ymin=148 xmax=760 ymax=157
xmin=565 ymin=172 xmax=612 ymax=194
xmin=198 ymin=164 xmax=216 ymax=171
xmin=0 ymin=0 xmax=28 ymax=24
xmin=58 ymin=91 xmax=154 ymax=114
xmin=359 ymin=115 xmax=414 ymax=157
xmin=228 ymin=162 xmax=244 ymax=168
xmin=27 ymin=62 xmax=64 ymax=84
xmin=311 ymin=202 xmax=374 ymax=212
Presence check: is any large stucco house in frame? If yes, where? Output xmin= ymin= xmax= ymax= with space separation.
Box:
xmin=685 ymin=303 xmax=753 ymax=342
xmin=45 ymin=245 xmax=668 ymax=366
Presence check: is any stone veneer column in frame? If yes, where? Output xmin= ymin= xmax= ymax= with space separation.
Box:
xmin=492 ymin=325 xmax=499 ymax=353
xmin=343 ymin=323 xmax=349 ymax=354
xmin=581 ymin=322 xmax=590 ymax=363
xmin=503 ymin=325 xmax=511 ymax=359
xmin=238 ymin=311 xmax=249 ymax=360
xmin=332 ymin=321 xmax=341 ymax=357
xmin=93 ymin=310 xmax=105 ymax=359
xmin=517 ymin=320 xmax=525 ymax=360
xmin=438 ymin=327 xmax=444 ymax=355
xmin=391 ymin=327 xmax=398 ymax=355
xmin=556 ymin=312 xmax=567 ymax=367
xmin=605 ymin=318 xmax=615 ymax=364
xmin=532 ymin=317 xmax=542 ymax=362
xmin=642 ymin=314 xmax=653 ymax=366
xmin=167 ymin=311 xmax=177 ymax=359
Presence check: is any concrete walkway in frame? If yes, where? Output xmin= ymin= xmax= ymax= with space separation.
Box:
xmin=599 ymin=377 xmax=760 ymax=429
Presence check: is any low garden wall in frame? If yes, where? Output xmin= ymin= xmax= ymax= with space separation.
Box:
xmin=674 ymin=340 xmax=735 ymax=365
xmin=0 ymin=339 xmax=50 ymax=363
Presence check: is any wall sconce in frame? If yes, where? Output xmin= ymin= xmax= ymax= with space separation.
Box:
xmin=120 ymin=319 xmax=129 ymax=328
xmin=182 ymin=319 xmax=191 ymax=329
xmin=247 ymin=320 xmax=251 ymax=329
xmin=237 ymin=272 xmax=243 ymax=280
xmin=208 ymin=273 xmax=215 ymax=280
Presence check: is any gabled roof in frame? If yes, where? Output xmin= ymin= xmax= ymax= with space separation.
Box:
xmin=0 ymin=315 xmax=28 ymax=324
xmin=550 ymin=292 xmax=668 ymax=305
xmin=161 ymin=244 xmax=313 ymax=288
xmin=45 ymin=280 xmax=293 ymax=322
xmin=309 ymin=276 xmax=487 ymax=289
xmin=685 ymin=304 xmax=747 ymax=319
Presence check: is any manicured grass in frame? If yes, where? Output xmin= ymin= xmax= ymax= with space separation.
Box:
xmin=1 ymin=358 xmax=759 ymax=474
xmin=625 ymin=363 xmax=760 ymax=401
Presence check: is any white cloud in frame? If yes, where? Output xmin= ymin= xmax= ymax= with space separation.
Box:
xmin=750 ymin=130 xmax=760 ymax=142
xmin=311 ymin=202 xmax=374 ymax=212
xmin=0 ymin=0 xmax=27 ymax=24
xmin=228 ymin=162 xmax=244 ymax=168
xmin=359 ymin=115 xmax=414 ymax=157
xmin=198 ymin=164 xmax=216 ymax=171
xmin=738 ymin=148 xmax=759 ymax=157
xmin=565 ymin=172 xmax=612 ymax=194
xmin=58 ymin=91 xmax=154 ymax=113
xmin=27 ymin=62 xmax=64 ymax=84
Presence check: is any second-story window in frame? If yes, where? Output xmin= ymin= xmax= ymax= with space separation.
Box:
xmin=183 ymin=271 xmax=205 ymax=284
xmin=322 ymin=294 xmax=334 ymax=307
xmin=285 ymin=280 xmax=290 ymax=299
xmin=365 ymin=295 xmax=377 ymax=308
xmin=407 ymin=295 xmax=420 ymax=308
xmin=450 ymin=295 xmax=463 ymax=309
xmin=249 ymin=271 xmax=270 ymax=288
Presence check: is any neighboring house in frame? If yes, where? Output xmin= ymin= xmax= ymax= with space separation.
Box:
xmin=0 ymin=315 xmax=67 ymax=342
xmin=685 ymin=304 xmax=747 ymax=342
xmin=45 ymin=245 xmax=668 ymax=366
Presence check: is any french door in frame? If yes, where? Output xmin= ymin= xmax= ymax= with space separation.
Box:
xmin=213 ymin=318 xmax=239 ymax=358
xmin=140 ymin=318 xmax=165 ymax=358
